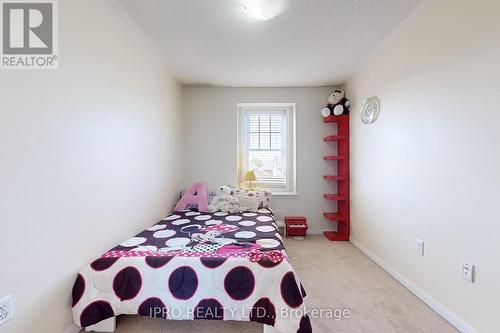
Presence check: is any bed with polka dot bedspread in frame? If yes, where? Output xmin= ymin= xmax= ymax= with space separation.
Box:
xmin=72 ymin=208 xmax=312 ymax=333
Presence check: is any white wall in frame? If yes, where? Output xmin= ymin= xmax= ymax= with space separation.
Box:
xmin=344 ymin=0 xmax=500 ymax=332
xmin=0 ymin=1 xmax=182 ymax=332
xmin=182 ymin=87 xmax=339 ymax=233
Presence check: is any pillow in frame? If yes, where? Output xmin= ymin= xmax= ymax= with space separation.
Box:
xmin=174 ymin=183 xmax=208 ymax=212
xmin=234 ymin=195 xmax=260 ymax=212
xmin=179 ymin=189 xmax=217 ymax=211
xmin=228 ymin=186 xmax=271 ymax=208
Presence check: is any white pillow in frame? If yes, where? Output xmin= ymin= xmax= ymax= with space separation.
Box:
xmin=234 ymin=195 xmax=260 ymax=212
xmin=228 ymin=186 xmax=271 ymax=208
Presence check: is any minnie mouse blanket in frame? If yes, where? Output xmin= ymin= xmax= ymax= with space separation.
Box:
xmin=71 ymin=208 xmax=312 ymax=333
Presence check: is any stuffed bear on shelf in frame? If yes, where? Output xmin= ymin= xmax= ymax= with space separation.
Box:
xmin=321 ymin=89 xmax=351 ymax=117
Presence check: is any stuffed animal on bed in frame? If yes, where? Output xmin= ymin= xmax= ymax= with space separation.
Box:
xmin=208 ymin=185 xmax=246 ymax=214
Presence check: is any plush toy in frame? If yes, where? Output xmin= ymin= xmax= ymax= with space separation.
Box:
xmin=208 ymin=185 xmax=246 ymax=214
xmin=321 ymin=89 xmax=351 ymax=117
xmin=173 ymin=182 xmax=208 ymax=212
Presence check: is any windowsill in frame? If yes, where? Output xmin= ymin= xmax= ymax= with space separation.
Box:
xmin=271 ymin=192 xmax=299 ymax=198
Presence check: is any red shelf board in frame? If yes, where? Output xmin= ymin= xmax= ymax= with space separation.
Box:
xmin=323 ymin=175 xmax=347 ymax=181
xmin=324 ymin=231 xmax=349 ymax=241
xmin=323 ymin=213 xmax=348 ymax=221
xmin=323 ymin=115 xmax=349 ymax=123
xmin=323 ymin=194 xmax=346 ymax=201
xmin=323 ymin=156 xmax=347 ymax=161
xmin=323 ymin=135 xmax=346 ymax=142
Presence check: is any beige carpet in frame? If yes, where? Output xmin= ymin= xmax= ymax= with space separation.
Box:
xmin=113 ymin=236 xmax=457 ymax=333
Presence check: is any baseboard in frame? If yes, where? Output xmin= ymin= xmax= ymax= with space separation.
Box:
xmin=63 ymin=324 xmax=81 ymax=333
xmin=308 ymin=228 xmax=328 ymax=235
xmin=349 ymin=238 xmax=478 ymax=333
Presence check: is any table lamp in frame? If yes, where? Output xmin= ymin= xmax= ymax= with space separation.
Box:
xmin=243 ymin=170 xmax=257 ymax=190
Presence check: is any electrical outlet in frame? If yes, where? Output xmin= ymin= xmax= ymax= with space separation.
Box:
xmin=0 ymin=295 xmax=13 ymax=326
xmin=415 ymin=239 xmax=424 ymax=256
xmin=461 ymin=261 xmax=474 ymax=282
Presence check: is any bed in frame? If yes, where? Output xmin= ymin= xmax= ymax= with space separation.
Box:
xmin=71 ymin=207 xmax=312 ymax=333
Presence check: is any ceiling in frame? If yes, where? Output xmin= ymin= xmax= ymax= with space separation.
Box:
xmin=113 ymin=0 xmax=421 ymax=87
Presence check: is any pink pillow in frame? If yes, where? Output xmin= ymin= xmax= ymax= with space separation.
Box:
xmin=174 ymin=183 xmax=208 ymax=212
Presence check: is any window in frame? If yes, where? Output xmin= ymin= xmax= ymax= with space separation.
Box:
xmin=237 ymin=103 xmax=296 ymax=195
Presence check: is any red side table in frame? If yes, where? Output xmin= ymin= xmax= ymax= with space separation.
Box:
xmin=285 ymin=216 xmax=308 ymax=238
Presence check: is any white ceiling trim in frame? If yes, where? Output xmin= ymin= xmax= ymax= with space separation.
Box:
xmin=106 ymin=0 xmax=175 ymax=75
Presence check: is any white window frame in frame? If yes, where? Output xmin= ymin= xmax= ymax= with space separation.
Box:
xmin=237 ymin=103 xmax=297 ymax=196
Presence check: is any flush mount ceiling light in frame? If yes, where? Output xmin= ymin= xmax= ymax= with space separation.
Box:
xmin=243 ymin=0 xmax=286 ymax=21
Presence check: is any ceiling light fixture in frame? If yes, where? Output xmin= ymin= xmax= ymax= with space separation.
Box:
xmin=243 ymin=0 xmax=286 ymax=21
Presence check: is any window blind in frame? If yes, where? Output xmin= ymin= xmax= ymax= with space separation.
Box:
xmin=245 ymin=111 xmax=286 ymax=188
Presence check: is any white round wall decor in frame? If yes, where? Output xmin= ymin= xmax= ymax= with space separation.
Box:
xmin=360 ymin=96 xmax=380 ymax=124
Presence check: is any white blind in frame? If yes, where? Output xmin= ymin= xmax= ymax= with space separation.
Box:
xmin=245 ymin=111 xmax=286 ymax=187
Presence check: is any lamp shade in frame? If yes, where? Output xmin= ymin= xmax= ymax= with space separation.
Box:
xmin=244 ymin=170 xmax=257 ymax=182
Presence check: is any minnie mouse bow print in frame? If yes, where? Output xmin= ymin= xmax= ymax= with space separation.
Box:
xmin=248 ymin=250 xmax=284 ymax=263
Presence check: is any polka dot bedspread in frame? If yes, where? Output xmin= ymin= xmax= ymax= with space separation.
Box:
xmin=72 ymin=208 xmax=312 ymax=332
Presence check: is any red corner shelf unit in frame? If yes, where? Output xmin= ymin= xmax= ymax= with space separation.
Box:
xmin=323 ymin=115 xmax=350 ymax=241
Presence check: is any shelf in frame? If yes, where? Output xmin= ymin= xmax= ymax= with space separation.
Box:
xmin=323 ymin=115 xmax=349 ymax=123
xmin=324 ymin=113 xmax=349 ymax=242
xmin=323 ymin=156 xmax=347 ymax=161
xmin=323 ymin=135 xmax=346 ymax=142
xmin=323 ymin=213 xmax=348 ymax=221
xmin=323 ymin=194 xmax=347 ymax=201
xmin=323 ymin=231 xmax=349 ymax=241
xmin=323 ymin=175 xmax=347 ymax=181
